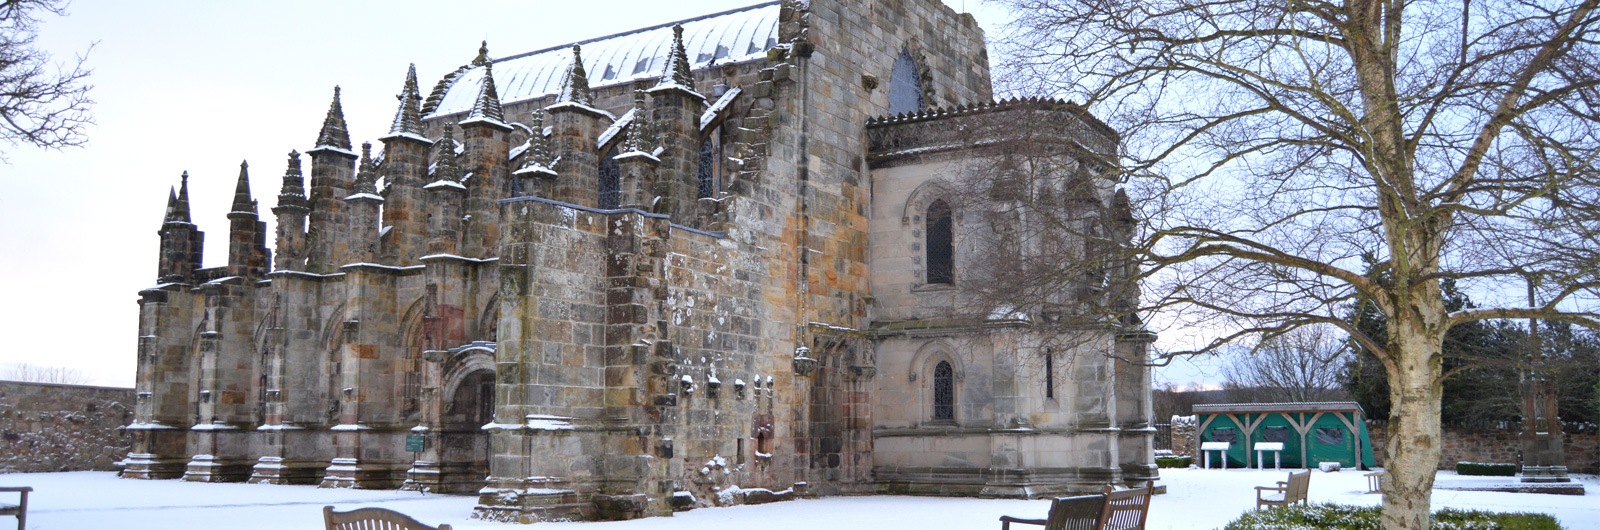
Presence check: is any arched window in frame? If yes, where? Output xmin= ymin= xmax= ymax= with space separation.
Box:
xmin=697 ymin=133 xmax=718 ymax=199
xmin=599 ymin=145 xmax=621 ymax=209
xmin=933 ymin=360 xmax=954 ymax=421
xmin=926 ymin=199 xmax=953 ymax=284
xmin=888 ymin=50 xmax=924 ymax=115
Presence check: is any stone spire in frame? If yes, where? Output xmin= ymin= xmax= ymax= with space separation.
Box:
xmin=524 ymin=112 xmax=555 ymax=168
xmin=277 ymin=150 xmax=307 ymax=205
xmin=513 ymin=110 xmax=558 ymax=188
xmin=429 ymin=126 xmax=462 ymax=185
xmin=314 ymin=86 xmax=353 ymax=151
xmin=353 ymin=142 xmax=380 ymax=196
xmin=620 ymin=90 xmax=652 ymax=156
xmin=465 ymin=62 xmax=506 ymax=125
xmin=389 ymin=64 xmax=425 ymax=138
xmin=231 ymin=161 xmax=257 ymax=214
xmin=163 ymin=187 xmax=182 ymax=223
xmin=173 ymin=171 xmax=193 ymax=223
xmin=657 ymin=25 xmax=695 ymax=90
xmin=471 ymin=40 xmax=490 ymax=67
xmin=227 ymin=160 xmax=268 ymax=276
xmin=556 ymin=45 xmax=593 ymax=106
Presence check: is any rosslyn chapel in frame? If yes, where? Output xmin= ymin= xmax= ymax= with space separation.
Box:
xmin=127 ymin=0 xmax=1156 ymax=522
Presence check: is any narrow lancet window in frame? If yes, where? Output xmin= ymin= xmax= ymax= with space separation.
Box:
xmin=926 ymin=199 xmax=953 ymax=284
xmin=697 ymin=137 xmax=717 ymax=199
xmin=599 ymin=145 xmax=621 ymax=209
xmin=888 ymin=50 xmax=924 ymax=115
xmin=1045 ymin=350 xmax=1055 ymax=399
xmin=933 ymin=360 xmax=954 ymax=421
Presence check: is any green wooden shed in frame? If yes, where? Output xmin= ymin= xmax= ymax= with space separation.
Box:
xmin=1193 ymin=402 xmax=1376 ymax=470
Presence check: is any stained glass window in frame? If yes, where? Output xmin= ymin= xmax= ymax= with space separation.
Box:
xmin=926 ymin=199 xmax=953 ymax=284
xmin=698 ymin=137 xmax=717 ymax=199
xmin=933 ymin=360 xmax=954 ymax=421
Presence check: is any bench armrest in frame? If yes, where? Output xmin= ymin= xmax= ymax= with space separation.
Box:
xmin=999 ymin=516 xmax=1048 ymax=530
xmin=1255 ymin=485 xmax=1286 ymax=492
xmin=0 ymin=487 xmax=32 ymax=493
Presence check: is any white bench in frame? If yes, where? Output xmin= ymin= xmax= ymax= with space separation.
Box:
xmin=1253 ymin=442 xmax=1284 ymax=470
xmin=1201 ymin=441 xmax=1231 ymax=469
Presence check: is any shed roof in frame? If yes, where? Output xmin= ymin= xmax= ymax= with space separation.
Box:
xmin=1192 ymin=402 xmax=1366 ymax=415
xmin=427 ymin=2 xmax=780 ymax=119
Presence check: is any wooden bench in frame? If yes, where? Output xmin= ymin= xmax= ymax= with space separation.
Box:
xmin=1364 ymin=471 xmax=1384 ymax=493
xmin=324 ymin=506 xmax=452 ymax=530
xmin=999 ymin=483 xmax=1154 ymax=530
xmin=1255 ymin=470 xmax=1311 ymax=509
xmin=0 ymin=487 xmax=31 ymax=530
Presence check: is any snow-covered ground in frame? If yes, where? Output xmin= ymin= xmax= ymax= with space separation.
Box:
xmin=2 ymin=468 xmax=1596 ymax=530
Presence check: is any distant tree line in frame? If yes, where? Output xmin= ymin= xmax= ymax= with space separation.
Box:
xmin=1342 ymin=260 xmax=1600 ymax=426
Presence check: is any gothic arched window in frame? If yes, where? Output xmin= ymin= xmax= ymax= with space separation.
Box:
xmin=926 ymin=199 xmax=953 ymax=284
xmin=933 ymin=360 xmax=954 ymax=421
xmin=888 ymin=50 xmax=924 ymax=115
xmin=697 ymin=134 xmax=718 ymax=199
xmin=599 ymin=145 xmax=621 ymax=209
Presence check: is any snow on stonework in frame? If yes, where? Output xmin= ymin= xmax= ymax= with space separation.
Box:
xmin=427 ymin=3 xmax=777 ymax=117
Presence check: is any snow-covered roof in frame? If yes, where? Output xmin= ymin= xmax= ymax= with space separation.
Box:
xmin=427 ymin=2 xmax=780 ymax=118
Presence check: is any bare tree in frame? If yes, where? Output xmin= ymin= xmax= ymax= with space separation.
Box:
xmin=989 ymin=0 xmax=1600 ymax=528
xmin=1222 ymin=326 xmax=1349 ymax=403
xmin=4 ymin=362 xmax=92 ymax=384
xmin=0 ymin=0 xmax=93 ymax=157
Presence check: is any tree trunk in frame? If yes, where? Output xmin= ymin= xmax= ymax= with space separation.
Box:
xmin=1381 ymin=309 xmax=1445 ymax=530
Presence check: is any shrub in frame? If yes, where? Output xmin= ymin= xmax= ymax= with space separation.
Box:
xmin=1223 ymin=504 xmax=1562 ymax=530
xmin=1155 ymin=456 xmax=1192 ymax=468
xmin=1456 ymin=462 xmax=1518 ymax=476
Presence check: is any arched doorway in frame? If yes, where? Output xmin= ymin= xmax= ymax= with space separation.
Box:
xmin=438 ymin=365 xmax=494 ymax=493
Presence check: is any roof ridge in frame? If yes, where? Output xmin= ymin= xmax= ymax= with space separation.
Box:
xmin=489 ymin=1 xmax=781 ymax=65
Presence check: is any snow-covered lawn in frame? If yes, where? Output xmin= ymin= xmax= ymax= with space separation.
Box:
xmin=2 ymin=468 xmax=1595 ymax=529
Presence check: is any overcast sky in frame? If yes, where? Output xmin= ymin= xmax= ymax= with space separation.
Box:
xmin=0 ymin=0 xmax=1221 ymax=389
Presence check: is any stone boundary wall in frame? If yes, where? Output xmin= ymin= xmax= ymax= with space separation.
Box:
xmin=1366 ymin=422 xmax=1597 ymax=473
xmin=0 ymin=381 xmax=135 ymax=473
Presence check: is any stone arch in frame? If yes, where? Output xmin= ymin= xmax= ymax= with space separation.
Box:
xmin=320 ymin=302 xmax=348 ymax=425
xmin=436 ymin=345 xmax=496 ymax=493
xmin=908 ymin=340 xmax=963 ymax=423
xmin=398 ymin=297 xmax=428 ymax=421
xmin=902 ymin=180 xmax=959 ymax=287
xmin=253 ymin=299 xmax=281 ymax=425
xmin=441 ymin=345 xmax=497 ymax=410
xmin=908 ymin=339 xmax=964 ymax=383
xmin=475 ymin=292 xmax=499 ymax=343
xmin=187 ymin=321 xmax=206 ymax=426
xmin=887 ymin=44 xmax=934 ymax=115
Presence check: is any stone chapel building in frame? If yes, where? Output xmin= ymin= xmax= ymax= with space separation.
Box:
xmin=127 ymin=0 xmax=1156 ymax=522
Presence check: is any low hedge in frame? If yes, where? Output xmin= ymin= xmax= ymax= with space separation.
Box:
xmin=1155 ymin=456 xmax=1192 ymax=468
xmin=1456 ymin=462 xmax=1518 ymax=476
xmin=1224 ymin=503 xmax=1562 ymax=530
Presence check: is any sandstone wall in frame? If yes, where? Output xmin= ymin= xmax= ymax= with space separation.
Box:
xmin=1364 ymin=422 xmax=1597 ymax=473
xmin=0 ymin=381 xmax=134 ymax=473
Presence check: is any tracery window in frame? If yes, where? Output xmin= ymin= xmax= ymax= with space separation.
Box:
xmin=933 ymin=360 xmax=954 ymax=421
xmin=926 ymin=199 xmax=953 ymax=284
xmin=888 ymin=50 xmax=924 ymax=115
xmin=697 ymin=133 xmax=718 ymax=199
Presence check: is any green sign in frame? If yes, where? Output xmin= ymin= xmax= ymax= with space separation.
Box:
xmin=405 ymin=434 xmax=426 ymax=452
